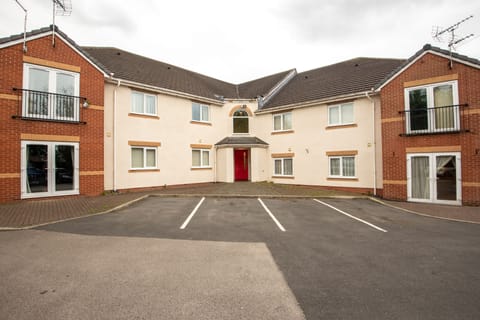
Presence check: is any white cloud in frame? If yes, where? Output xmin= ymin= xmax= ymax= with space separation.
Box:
xmin=1 ymin=0 xmax=479 ymax=83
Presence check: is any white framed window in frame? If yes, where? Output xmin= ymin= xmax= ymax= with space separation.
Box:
xmin=329 ymin=156 xmax=355 ymax=178
xmin=274 ymin=158 xmax=293 ymax=176
xmin=192 ymin=102 xmax=209 ymax=122
xmin=407 ymin=152 xmax=461 ymax=205
xmin=192 ymin=149 xmax=210 ymax=168
xmin=21 ymin=141 xmax=79 ymax=199
xmin=131 ymin=91 xmax=157 ymax=116
xmin=328 ymin=102 xmax=354 ymax=126
xmin=131 ymin=146 xmax=157 ymax=169
xmin=22 ymin=63 xmax=80 ymax=121
xmin=404 ymin=80 xmax=459 ymax=134
xmin=233 ymin=110 xmax=249 ymax=133
xmin=273 ymin=112 xmax=292 ymax=131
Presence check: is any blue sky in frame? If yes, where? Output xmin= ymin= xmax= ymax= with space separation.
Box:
xmin=2 ymin=0 xmax=479 ymax=83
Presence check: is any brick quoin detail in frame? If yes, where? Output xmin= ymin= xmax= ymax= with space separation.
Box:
xmin=0 ymin=35 xmax=104 ymax=202
xmin=381 ymin=53 xmax=480 ymax=205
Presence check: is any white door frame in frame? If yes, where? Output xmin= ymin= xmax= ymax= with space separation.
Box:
xmin=21 ymin=140 xmax=79 ymax=199
xmin=407 ymin=152 xmax=461 ymax=205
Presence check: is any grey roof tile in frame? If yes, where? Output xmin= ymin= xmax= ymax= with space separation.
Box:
xmin=262 ymin=57 xmax=405 ymax=109
xmin=215 ymin=136 xmax=268 ymax=146
xmin=237 ymin=69 xmax=296 ymax=99
xmin=82 ymin=47 xmax=238 ymax=101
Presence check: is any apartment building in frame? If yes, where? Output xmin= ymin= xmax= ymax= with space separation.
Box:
xmin=84 ymin=47 xmax=403 ymax=195
xmin=2 ymin=26 xmax=478 ymax=206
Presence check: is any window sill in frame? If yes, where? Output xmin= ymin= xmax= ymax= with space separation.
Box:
xmin=325 ymin=123 xmax=357 ymax=130
xmin=271 ymin=130 xmax=294 ymax=135
xmin=191 ymin=167 xmax=212 ymax=171
xmin=128 ymin=169 xmax=160 ymax=173
xmin=190 ymin=120 xmax=212 ymax=126
xmin=272 ymin=175 xmax=295 ymax=179
xmin=327 ymin=177 xmax=358 ymax=181
xmin=128 ymin=113 xmax=159 ymax=120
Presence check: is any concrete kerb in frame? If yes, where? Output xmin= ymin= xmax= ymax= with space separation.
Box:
xmin=149 ymin=193 xmax=370 ymax=200
xmin=369 ymin=197 xmax=480 ymax=225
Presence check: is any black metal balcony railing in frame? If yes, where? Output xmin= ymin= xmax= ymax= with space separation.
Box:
xmin=12 ymin=88 xmax=87 ymax=124
xmin=399 ymin=104 xmax=469 ymax=136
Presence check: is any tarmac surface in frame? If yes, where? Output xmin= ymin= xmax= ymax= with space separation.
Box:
xmin=1 ymin=196 xmax=479 ymax=319
xmin=0 ymin=182 xmax=479 ymax=229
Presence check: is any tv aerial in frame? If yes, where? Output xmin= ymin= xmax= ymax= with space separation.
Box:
xmin=432 ymin=15 xmax=475 ymax=68
xmin=52 ymin=0 xmax=72 ymax=46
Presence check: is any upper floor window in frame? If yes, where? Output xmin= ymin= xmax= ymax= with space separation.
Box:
xmin=405 ymin=81 xmax=459 ymax=134
xmin=328 ymin=102 xmax=353 ymax=126
xmin=22 ymin=64 xmax=80 ymax=121
xmin=233 ymin=110 xmax=249 ymax=133
xmin=192 ymin=102 xmax=209 ymax=122
xmin=131 ymin=91 xmax=156 ymax=116
xmin=273 ymin=112 xmax=292 ymax=131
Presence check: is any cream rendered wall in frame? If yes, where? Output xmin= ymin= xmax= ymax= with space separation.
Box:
xmin=255 ymin=97 xmax=377 ymax=190
xmin=215 ymin=147 xmax=234 ymax=182
xmin=107 ymin=84 xmax=231 ymax=190
xmin=250 ymin=147 xmax=269 ymax=182
xmin=104 ymin=82 xmax=380 ymax=192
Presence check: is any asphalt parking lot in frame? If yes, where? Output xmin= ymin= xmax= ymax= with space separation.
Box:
xmin=1 ymin=197 xmax=479 ymax=319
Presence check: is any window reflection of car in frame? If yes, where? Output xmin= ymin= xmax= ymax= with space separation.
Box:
xmin=437 ymin=167 xmax=455 ymax=177
xmin=56 ymin=168 xmax=73 ymax=183
xmin=27 ymin=167 xmax=46 ymax=185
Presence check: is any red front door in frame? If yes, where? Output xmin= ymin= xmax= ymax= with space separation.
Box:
xmin=234 ymin=149 xmax=249 ymax=181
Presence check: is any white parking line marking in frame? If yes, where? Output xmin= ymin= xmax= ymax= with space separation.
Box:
xmin=313 ymin=199 xmax=387 ymax=233
xmin=180 ymin=197 xmax=205 ymax=230
xmin=258 ymin=198 xmax=286 ymax=232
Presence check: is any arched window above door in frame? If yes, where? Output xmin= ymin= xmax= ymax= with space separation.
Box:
xmin=233 ymin=110 xmax=249 ymax=133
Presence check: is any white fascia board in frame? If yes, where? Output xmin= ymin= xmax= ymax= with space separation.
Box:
xmin=106 ymin=77 xmax=225 ymax=106
xmin=254 ymin=91 xmax=377 ymax=115
xmin=376 ymin=50 xmax=480 ymax=92
xmin=0 ymin=31 xmax=108 ymax=76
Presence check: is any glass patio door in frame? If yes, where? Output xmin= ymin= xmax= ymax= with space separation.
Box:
xmin=407 ymin=153 xmax=461 ymax=204
xmin=21 ymin=141 xmax=79 ymax=198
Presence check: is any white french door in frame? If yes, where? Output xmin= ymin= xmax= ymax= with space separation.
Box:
xmin=21 ymin=141 xmax=79 ymax=199
xmin=407 ymin=152 xmax=461 ymax=205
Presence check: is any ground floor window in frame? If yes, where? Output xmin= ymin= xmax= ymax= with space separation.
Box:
xmin=192 ymin=149 xmax=210 ymax=168
xmin=21 ymin=141 xmax=79 ymax=198
xmin=407 ymin=152 xmax=461 ymax=204
xmin=274 ymin=158 xmax=293 ymax=176
xmin=131 ymin=146 xmax=157 ymax=169
xmin=329 ymin=156 xmax=355 ymax=178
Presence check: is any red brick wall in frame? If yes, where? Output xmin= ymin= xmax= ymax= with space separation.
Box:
xmin=381 ymin=52 xmax=480 ymax=205
xmin=0 ymin=34 xmax=104 ymax=202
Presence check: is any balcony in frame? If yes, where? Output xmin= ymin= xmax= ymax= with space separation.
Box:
xmin=12 ymin=88 xmax=87 ymax=124
xmin=399 ymin=104 xmax=469 ymax=136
